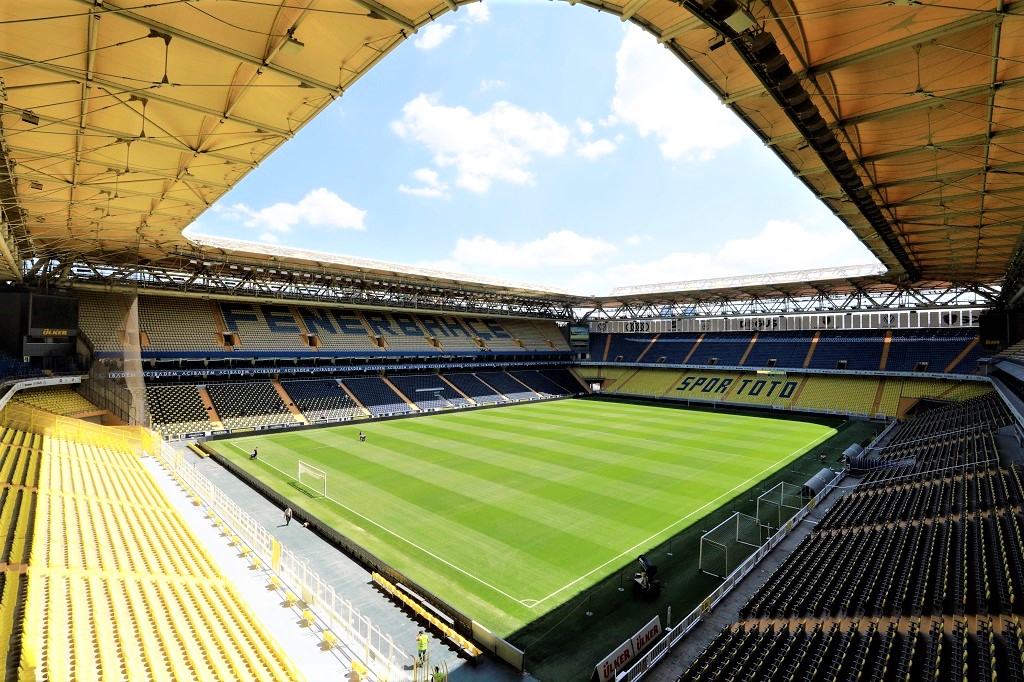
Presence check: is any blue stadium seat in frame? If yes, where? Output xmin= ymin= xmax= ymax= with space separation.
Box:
xmin=388 ymin=375 xmax=471 ymax=411
xmin=0 ymin=353 xmax=43 ymax=381
xmin=741 ymin=331 xmax=816 ymax=368
xmin=475 ymin=372 xmax=539 ymax=401
xmin=281 ymin=379 xmax=363 ymax=421
xmin=441 ymin=373 xmax=507 ymax=404
xmin=340 ymin=377 xmax=414 ymax=416
xmin=508 ymin=370 xmax=574 ymax=397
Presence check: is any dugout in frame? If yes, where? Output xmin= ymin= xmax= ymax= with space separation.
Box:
xmin=802 ymin=468 xmax=834 ymax=498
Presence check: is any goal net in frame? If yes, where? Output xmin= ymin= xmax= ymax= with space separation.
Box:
xmin=699 ymin=513 xmax=762 ymax=579
xmin=756 ymin=482 xmax=805 ymax=532
xmin=297 ymin=461 xmax=327 ymax=498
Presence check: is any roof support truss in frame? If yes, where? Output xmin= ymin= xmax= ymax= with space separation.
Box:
xmin=29 ymin=257 xmax=575 ymax=319
xmin=577 ymin=283 xmax=999 ymax=320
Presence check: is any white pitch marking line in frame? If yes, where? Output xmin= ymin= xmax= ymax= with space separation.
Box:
xmin=224 ymin=441 xmax=535 ymax=607
xmin=525 ymin=429 xmax=835 ymax=609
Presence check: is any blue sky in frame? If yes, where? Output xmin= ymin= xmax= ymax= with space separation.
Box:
xmin=187 ymin=0 xmax=878 ymax=295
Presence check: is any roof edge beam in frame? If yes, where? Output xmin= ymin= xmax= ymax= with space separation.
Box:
xmin=620 ymin=0 xmax=653 ymax=22
xmin=344 ymin=0 xmax=417 ymax=33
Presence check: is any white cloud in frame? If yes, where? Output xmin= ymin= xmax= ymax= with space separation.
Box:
xmin=576 ymin=138 xmax=617 ymax=160
xmin=463 ymin=2 xmax=490 ymax=23
xmin=451 ymin=230 xmax=617 ymax=269
xmin=602 ymin=220 xmax=874 ymax=289
xmin=226 ymin=188 xmax=366 ymax=234
xmin=258 ymin=232 xmax=279 ymax=244
xmin=399 ymin=167 xmax=451 ymax=199
xmin=392 ymin=94 xmax=570 ymax=192
xmin=414 ymin=23 xmax=457 ymax=50
xmin=415 ymin=3 xmax=488 ymax=51
xmin=479 ymin=78 xmax=505 ymax=92
xmin=410 ymin=220 xmax=875 ymax=295
xmin=576 ymin=118 xmax=595 ymax=136
xmin=611 ymin=25 xmax=743 ymax=161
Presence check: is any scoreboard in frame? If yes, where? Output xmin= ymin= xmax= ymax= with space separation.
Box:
xmin=29 ymin=294 xmax=79 ymax=337
xmin=569 ymin=325 xmax=590 ymax=347
xmin=569 ymin=325 xmax=590 ymax=360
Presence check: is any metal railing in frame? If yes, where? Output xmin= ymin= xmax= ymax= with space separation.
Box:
xmin=155 ymin=443 xmax=410 ymax=681
xmin=613 ymin=469 xmax=845 ymax=682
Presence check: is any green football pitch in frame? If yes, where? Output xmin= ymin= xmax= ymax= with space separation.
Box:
xmin=208 ymin=399 xmax=835 ymax=636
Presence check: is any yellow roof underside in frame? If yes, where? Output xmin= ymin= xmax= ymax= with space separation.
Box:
xmin=1 ymin=0 xmax=1021 ymax=293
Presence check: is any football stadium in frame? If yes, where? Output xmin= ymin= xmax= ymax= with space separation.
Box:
xmin=3 ymin=1 xmax=1024 ymax=681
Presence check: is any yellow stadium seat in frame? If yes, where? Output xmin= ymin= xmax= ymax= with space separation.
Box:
xmin=4 ymin=411 xmax=303 ymax=682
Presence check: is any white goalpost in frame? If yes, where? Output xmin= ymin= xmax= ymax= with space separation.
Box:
xmin=297 ymin=461 xmax=327 ymax=497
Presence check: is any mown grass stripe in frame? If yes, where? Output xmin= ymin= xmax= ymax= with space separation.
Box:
xmin=210 ymin=399 xmax=835 ymax=635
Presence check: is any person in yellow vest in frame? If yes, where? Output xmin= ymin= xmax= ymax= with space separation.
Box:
xmin=416 ymin=630 xmax=428 ymax=662
xmin=431 ymin=665 xmax=445 ymax=682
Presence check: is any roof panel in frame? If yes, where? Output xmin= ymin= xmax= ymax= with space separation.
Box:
xmin=2 ymin=0 xmax=1023 ymax=301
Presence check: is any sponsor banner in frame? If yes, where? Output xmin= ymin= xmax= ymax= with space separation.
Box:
xmin=594 ymin=639 xmax=635 ymax=682
xmin=675 ymin=375 xmax=799 ymax=400
xmin=30 ymin=328 xmax=77 ymax=337
xmin=594 ymin=616 xmax=662 ymax=682
xmin=632 ymin=615 xmax=662 ymax=654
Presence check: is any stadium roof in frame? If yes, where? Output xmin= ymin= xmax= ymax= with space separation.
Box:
xmin=590 ymin=264 xmax=998 ymax=309
xmin=188 ymin=233 xmax=571 ymax=296
xmin=2 ymin=0 xmax=1023 ymax=303
xmin=609 ymin=264 xmax=889 ymax=297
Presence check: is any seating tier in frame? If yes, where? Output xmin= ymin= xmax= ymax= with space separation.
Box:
xmin=205 ymin=383 xmax=297 ymax=429
xmin=340 ymin=377 xmax=413 ymax=416
xmin=387 ymin=375 xmax=471 ymax=410
xmin=280 ymin=379 xmax=363 ymax=420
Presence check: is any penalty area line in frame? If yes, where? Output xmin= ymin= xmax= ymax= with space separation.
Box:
xmin=524 ymin=429 xmax=835 ymax=609
xmin=223 ymin=441 xmax=536 ymax=608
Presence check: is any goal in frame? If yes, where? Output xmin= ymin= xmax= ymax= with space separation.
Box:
xmin=699 ymin=512 xmax=763 ymax=579
xmin=297 ymin=461 xmax=327 ymax=498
